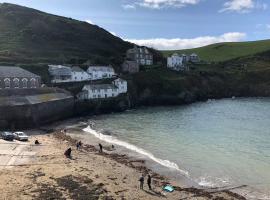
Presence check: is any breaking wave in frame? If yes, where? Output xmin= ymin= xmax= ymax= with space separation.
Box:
xmin=83 ymin=126 xmax=189 ymax=176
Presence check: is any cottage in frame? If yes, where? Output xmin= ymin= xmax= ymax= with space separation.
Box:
xmin=121 ymin=60 xmax=139 ymax=74
xmin=181 ymin=54 xmax=189 ymax=63
xmin=48 ymin=65 xmax=72 ymax=83
xmin=113 ymin=78 xmax=128 ymax=94
xmin=71 ymin=66 xmax=90 ymax=82
xmin=0 ymin=66 xmax=41 ymax=89
xmin=189 ymin=53 xmax=200 ymax=63
xmin=167 ymin=53 xmax=184 ymax=71
xmin=87 ymin=66 xmax=116 ymax=80
xmin=77 ymin=78 xmax=128 ymax=100
xmin=126 ymin=46 xmax=153 ymax=66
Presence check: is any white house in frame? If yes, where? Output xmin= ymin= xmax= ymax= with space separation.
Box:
xmin=189 ymin=53 xmax=200 ymax=63
xmin=71 ymin=66 xmax=91 ymax=82
xmin=87 ymin=66 xmax=116 ymax=80
xmin=48 ymin=65 xmax=72 ymax=83
xmin=77 ymin=78 xmax=128 ymax=100
xmin=167 ymin=53 xmax=184 ymax=71
xmin=113 ymin=78 xmax=128 ymax=94
xmin=181 ymin=54 xmax=189 ymax=63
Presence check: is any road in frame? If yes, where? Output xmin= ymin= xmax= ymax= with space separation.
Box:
xmin=0 ymin=140 xmax=37 ymax=169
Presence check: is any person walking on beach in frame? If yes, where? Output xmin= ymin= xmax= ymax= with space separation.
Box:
xmin=139 ymin=174 xmax=144 ymax=190
xmin=99 ymin=143 xmax=103 ymax=153
xmin=76 ymin=141 xmax=82 ymax=150
xmin=147 ymin=174 xmax=152 ymax=190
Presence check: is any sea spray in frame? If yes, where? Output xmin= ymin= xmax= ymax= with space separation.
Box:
xmin=83 ymin=126 xmax=189 ymax=176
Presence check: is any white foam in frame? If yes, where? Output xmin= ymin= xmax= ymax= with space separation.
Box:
xmin=83 ymin=126 xmax=189 ymax=176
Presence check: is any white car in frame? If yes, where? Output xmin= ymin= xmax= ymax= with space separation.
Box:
xmin=13 ymin=132 xmax=29 ymax=141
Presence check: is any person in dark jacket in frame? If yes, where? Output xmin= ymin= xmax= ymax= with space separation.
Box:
xmin=99 ymin=143 xmax=103 ymax=153
xmin=147 ymin=175 xmax=152 ymax=190
xmin=139 ymin=174 xmax=144 ymax=190
xmin=64 ymin=147 xmax=72 ymax=158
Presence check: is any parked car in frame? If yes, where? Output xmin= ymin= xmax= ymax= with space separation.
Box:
xmin=13 ymin=132 xmax=29 ymax=141
xmin=1 ymin=132 xmax=15 ymax=141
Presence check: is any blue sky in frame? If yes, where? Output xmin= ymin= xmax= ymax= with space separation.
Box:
xmin=0 ymin=0 xmax=269 ymax=50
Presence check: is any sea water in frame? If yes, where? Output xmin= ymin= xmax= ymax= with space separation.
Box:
xmin=83 ymin=98 xmax=270 ymax=198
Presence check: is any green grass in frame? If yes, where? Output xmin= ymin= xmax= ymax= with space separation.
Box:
xmin=162 ymin=40 xmax=270 ymax=62
xmin=0 ymin=3 xmax=133 ymax=67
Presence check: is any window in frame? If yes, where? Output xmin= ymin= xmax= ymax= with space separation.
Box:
xmin=22 ymin=78 xmax=28 ymax=88
xmin=4 ymin=78 xmax=10 ymax=88
xmin=13 ymin=78 xmax=19 ymax=88
xmin=30 ymin=78 xmax=37 ymax=88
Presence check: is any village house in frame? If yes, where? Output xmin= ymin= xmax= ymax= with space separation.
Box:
xmin=77 ymin=78 xmax=127 ymax=100
xmin=189 ymin=53 xmax=200 ymax=63
xmin=126 ymin=46 xmax=153 ymax=66
xmin=71 ymin=66 xmax=90 ymax=82
xmin=121 ymin=60 xmax=139 ymax=74
xmin=48 ymin=65 xmax=72 ymax=83
xmin=87 ymin=66 xmax=116 ymax=80
xmin=181 ymin=54 xmax=189 ymax=63
xmin=167 ymin=53 xmax=184 ymax=71
xmin=0 ymin=66 xmax=41 ymax=89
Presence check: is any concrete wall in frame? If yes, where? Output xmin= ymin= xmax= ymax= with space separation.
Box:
xmin=0 ymin=96 xmax=74 ymax=130
xmin=0 ymin=88 xmax=74 ymax=130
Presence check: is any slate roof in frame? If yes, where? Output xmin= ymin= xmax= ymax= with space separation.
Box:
xmin=83 ymin=84 xmax=117 ymax=90
xmin=71 ymin=66 xmax=85 ymax=72
xmin=0 ymin=66 xmax=40 ymax=78
xmin=87 ymin=66 xmax=114 ymax=72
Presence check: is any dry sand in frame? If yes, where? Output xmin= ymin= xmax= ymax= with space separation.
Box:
xmin=0 ymin=131 xmax=247 ymax=200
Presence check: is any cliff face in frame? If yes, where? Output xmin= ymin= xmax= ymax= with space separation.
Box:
xmin=127 ymin=69 xmax=270 ymax=106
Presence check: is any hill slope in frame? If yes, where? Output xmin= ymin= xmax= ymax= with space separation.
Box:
xmin=163 ymin=40 xmax=270 ymax=62
xmin=0 ymin=3 xmax=133 ymax=65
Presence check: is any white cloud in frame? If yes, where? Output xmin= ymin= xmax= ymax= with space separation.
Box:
xmin=109 ymin=31 xmax=117 ymax=36
xmin=266 ymin=24 xmax=270 ymax=31
xmin=122 ymin=4 xmax=136 ymax=10
xmin=86 ymin=20 xmax=94 ymax=24
xmin=220 ymin=0 xmax=267 ymax=13
xmin=123 ymin=0 xmax=200 ymax=9
xmin=125 ymin=32 xmax=246 ymax=50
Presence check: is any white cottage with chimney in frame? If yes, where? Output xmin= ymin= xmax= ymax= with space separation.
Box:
xmin=77 ymin=78 xmax=128 ymax=100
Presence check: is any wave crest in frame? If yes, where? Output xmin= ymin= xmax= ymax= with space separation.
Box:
xmin=83 ymin=126 xmax=189 ymax=176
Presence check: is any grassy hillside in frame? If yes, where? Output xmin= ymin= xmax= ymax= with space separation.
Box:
xmin=0 ymin=3 xmax=134 ymax=66
xmin=163 ymin=40 xmax=270 ymax=62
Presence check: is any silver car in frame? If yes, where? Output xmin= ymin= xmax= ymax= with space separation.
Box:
xmin=13 ymin=132 xmax=29 ymax=141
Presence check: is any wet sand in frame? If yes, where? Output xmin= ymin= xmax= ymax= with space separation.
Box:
xmin=0 ymin=129 xmax=247 ymax=200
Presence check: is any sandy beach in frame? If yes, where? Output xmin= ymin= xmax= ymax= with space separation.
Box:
xmin=0 ymin=126 xmax=248 ymax=200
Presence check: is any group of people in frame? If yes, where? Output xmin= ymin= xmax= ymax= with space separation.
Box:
xmin=64 ymin=140 xmax=154 ymax=191
xmin=64 ymin=142 xmax=105 ymax=158
xmin=139 ymin=174 xmax=152 ymax=190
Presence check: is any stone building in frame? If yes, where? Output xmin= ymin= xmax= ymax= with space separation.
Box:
xmin=126 ymin=46 xmax=153 ymax=66
xmin=0 ymin=66 xmax=41 ymax=89
xmin=121 ymin=60 xmax=139 ymax=74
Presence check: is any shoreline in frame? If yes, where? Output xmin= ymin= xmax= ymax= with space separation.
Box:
xmin=56 ymin=130 xmax=247 ymax=200
xmin=0 ymin=127 xmax=248 ymax=199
